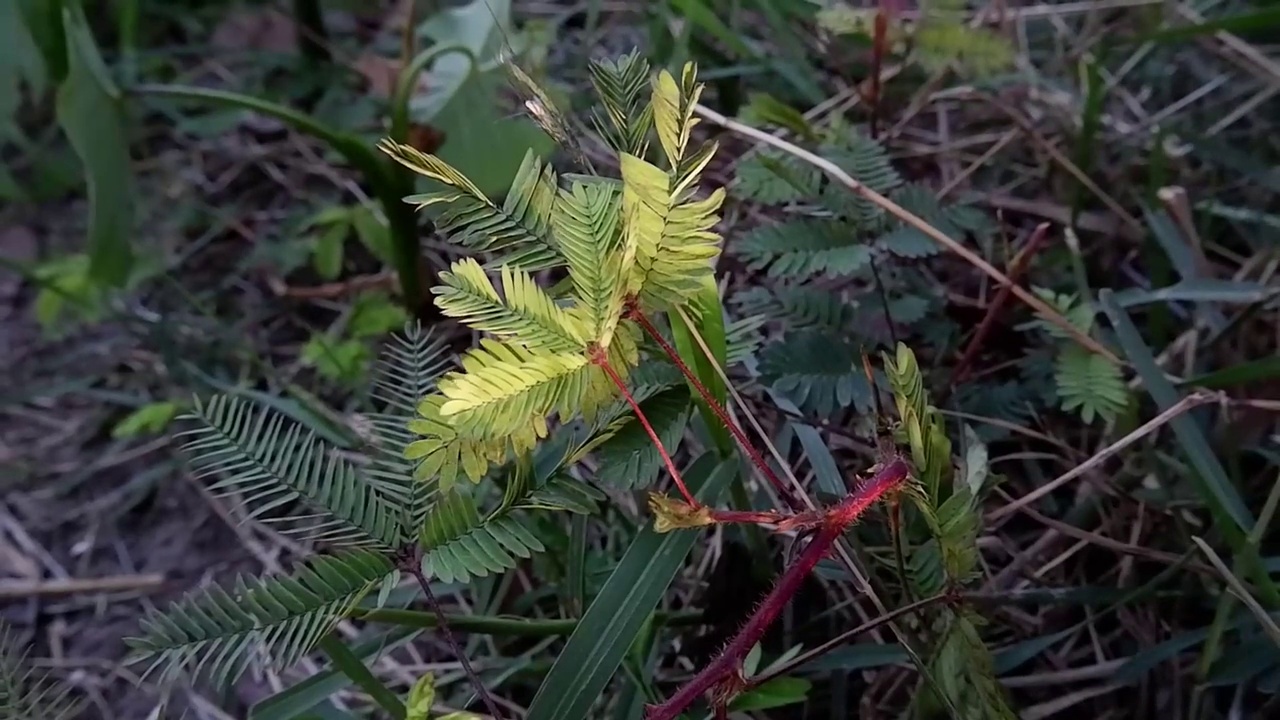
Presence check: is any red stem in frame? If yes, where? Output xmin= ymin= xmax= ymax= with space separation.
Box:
xmin=643 ymin=457 xmax=910 ymax=720
xmin=597 ymin=354 xmax=700 ymax=507
xmin=629 ymin=309 xmax=804 ymax=511
xmin=948 ymin=222 xmax=1050 ymax=392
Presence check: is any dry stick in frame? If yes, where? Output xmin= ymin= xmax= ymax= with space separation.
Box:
xmin=408 ymin=549 xmax=505 ymax=720
xmin=595 ymin=352 xmax=699 ymax=507
xmin=692 ymin=104 xmax=1122 ymax=366
xmin=747 ymin=590 xmax=953 ymax=689
xmin=988 ymin=390 xmax=1223 ymax=522
xmin=947 ymin=222 xmax=1052 ymax=393
xmin=643 ymin=457 xmax=912 ymax=720
xmin=628 ymin=307 xmax=804 ymax=511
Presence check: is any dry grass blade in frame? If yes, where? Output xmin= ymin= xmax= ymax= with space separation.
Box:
xmin=1191 ymin=536 xmax=1280 ymax=648
xmin=692 ymin=104 xmax=1123 ymax=366
xmin=989 ymin=391 xmax=1223 ymax=522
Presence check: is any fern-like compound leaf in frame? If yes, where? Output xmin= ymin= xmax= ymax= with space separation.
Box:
xmin=734 ymin=152 xmax=822 ymax=204
xmin=650 ymin=64 xmax=705 ymax=173
xmin=181 ymin=396 xmax=402 ymax=550
xmin=759 ymin=332 xmax=875 ymax=417
xmin=379 ymin=141 xmax=561 ymax=270
xmin=419 ymin=488 xmax=546 ymax=584
xmin=592 ymin=387 xmax=692 ymax=489
xmin=127 ymin=550 xmax=393 ymax=688
xmin=553 ymin=179 xmax=628 ymax=345
xmin=589 ymin=51 xmax=654 ymax=157
xmin=735 ymin=219 xmax=873 ymax=279
xmin=1054 ymin=344 xmax=1128 ymax=424
xmin=621 ymin=153 xmax=724 ymax=310
xmin=406 ymin=395 xmax=511 ymax=491
xmin=368 ymin=324 xmax=453 ymax=536
xmin=433 ymin=258 xmax=586 ymax=353
xmin=0 ymin=622 xmax=81 ymax=719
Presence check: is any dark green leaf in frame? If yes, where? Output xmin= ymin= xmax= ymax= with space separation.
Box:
xmin=525 ymin=455 xmax=736 ymax=720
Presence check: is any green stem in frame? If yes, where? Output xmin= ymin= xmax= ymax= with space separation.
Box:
xmin=351 ymin=608 xmax=705 ymax=636
xmin=131 ymin=84 xmax=423 ymax=313
xmin=318 ymin=634 xmax=406 ymax=719
xmin=391 ymin=45 xmax=477 ymax=142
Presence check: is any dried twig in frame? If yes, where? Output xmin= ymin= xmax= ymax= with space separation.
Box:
xmin=693 ymin=104 xmax=1123 ymax=365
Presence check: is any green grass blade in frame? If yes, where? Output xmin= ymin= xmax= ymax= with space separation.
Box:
xmin=1099 ymin=290 xmax=1256 ymax=537
xmin=56 ymin=2 xmax=135 ymax=286
xmin=318 ymin=635 xmax=405 ymax=720
xmin=669 ymin=276 xmax=732 ymax=455
xmin=525 ymin=454 xmax=736 ymax=720
xmin=250 ymin=627 xmax=419 ymax=720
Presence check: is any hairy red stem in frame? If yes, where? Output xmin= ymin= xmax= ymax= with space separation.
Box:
xmin=643 ymin=457 xmax=911 ymax=720
xmin=596 ymin=353 xmax=699 ymax=507
xmin=948 ymin=222 xmax=1050 ymax=392
xmin=629 ymin=309 xmax=804 ymax=511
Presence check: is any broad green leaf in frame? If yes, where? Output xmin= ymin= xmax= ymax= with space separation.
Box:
xmin=349 ymin=292 xmax=409 ymax=339
xmin=525 ymin=455 xmax=736 ymax=720
xmin=56 ymin=3 xmax=135 ymax=286
xmin=411 ymin=0 xmax=555 ymax=196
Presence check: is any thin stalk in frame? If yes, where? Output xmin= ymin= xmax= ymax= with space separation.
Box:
xmin=644 ymin=458 xmax=910 ymax=720
xmin=630 ymin=308 xmax=802 ymax=511
xmin=889 ymin=499 xmax=915 ymax=604
xmin=596 ymin=354 xmax=699 ymax=506
xmin=409 ymin=552 xmax=504 ymax=719
xmin=747 ymin=590 xmax=951 ymax=688
xmin=352 ymin=608 xmax=705 ymax=636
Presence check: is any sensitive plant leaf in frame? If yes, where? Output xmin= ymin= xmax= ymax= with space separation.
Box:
xmin=621 ymin=153 xmax=725 ymax=310
xmin=759 ymin=332 xmax=873 ymax=417
xmin=733 ymin=152 xmax=822 ymax=204
xmin=593 ymin=388 xmax=692 ymax=489
xmin=181 ymin=395 xmax=402 ymax=549
xmin=1054 ymin=344 xmax=1129 ymax=424
xmin=735 ymin=219 xmax=873 ymax=279
xmin=56 ymin=3 xmax=135 ymax=286
xmin=432 ymin=258 xmax=585 ymax=352
xmin=127 ymin=551 xmax=394 ymax=688
xmin=554 ymin=179 xmax=628 ymax=344
xmin=1 ymin=620 xmax=82 ymax=720
xmin=588 ymin=51 xmax=653 ymax=157
xmin=382 ymin=141 xmax=561 ymax=270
